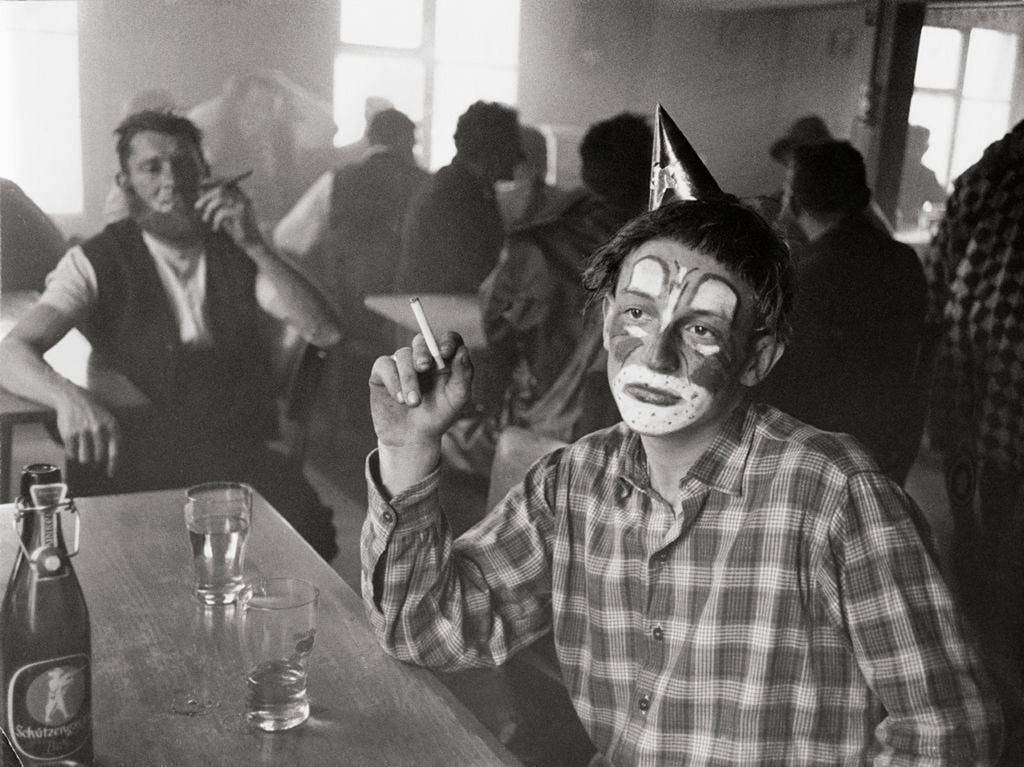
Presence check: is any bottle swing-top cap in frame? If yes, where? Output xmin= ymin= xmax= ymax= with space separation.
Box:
xmin=12 ymin=469 xmax=80 ymax=568
xmin=649 ymin=103 xmax=723 ymax=210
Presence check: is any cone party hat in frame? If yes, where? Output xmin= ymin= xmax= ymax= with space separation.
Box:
xmin=649 ymin=104 xmax=723 ymax=210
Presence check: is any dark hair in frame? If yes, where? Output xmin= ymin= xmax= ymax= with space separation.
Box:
xmin=453 ymin=101 xmax=521 ymax=162
xmin=770 ymin=114 xmax=832 ymax=163
xmin=519 ymin=125 xmax=548 ymax=177
xmin=789 ymin=140 xmax=870 ymax=216
xmin=579 ymin=112 xmax=653 ymax=213
xmin=582 ymin=197 xmax=795 ymax=342
xmin=114 ymin=109 xmax=205 ymax=172
xmin=367 ymin=108 xmax=416 ymax=149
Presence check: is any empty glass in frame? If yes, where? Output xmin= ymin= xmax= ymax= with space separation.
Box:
xmin=238 ymin=577 xmax=319 ymax=731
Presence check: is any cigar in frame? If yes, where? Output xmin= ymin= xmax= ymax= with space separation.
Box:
xmin=409 ymin=297 xmax=445 ymax=370
xmin=199 ymin=169 xmax=253 ymax=189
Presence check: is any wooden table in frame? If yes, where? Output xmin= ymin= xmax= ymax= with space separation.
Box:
xmin=0 ymin=489 xmax=520 ymax=766
xmin=363 ymin=293 xmax=486 ymax=350
xmin=0 ymin=291 xmax=149 ymax=501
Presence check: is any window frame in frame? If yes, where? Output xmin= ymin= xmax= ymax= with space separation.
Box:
xmin=334 ymin=0 xmax=520 ymax=170
xmin=910 ymin=22 xmax=1021 ymax=188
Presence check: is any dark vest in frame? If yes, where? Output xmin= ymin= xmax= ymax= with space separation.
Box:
xmin=79 ymin=219 xmax=276 ymax=446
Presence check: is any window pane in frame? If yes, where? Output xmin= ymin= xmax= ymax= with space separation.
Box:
xmin=430 ymin=64 xmax=518 ymax=169
xmin=333 ymin=53 xmax=425 ymax=146
xmin=435 ymin=0 xmax=520 ymax=65
xmin=963 ymin=28 xmax=1018 ymax=101
xmin=914 ymin=26 xmax=963 ymax=90
xmin=951 ymin=99 xmax=1011 ymax=181
xmin=0 ymin=1 xmax=82 ymax=215
xmin=340 ymin=0 xmax=422 ymax=49
xmin=908 ymin=92 xmax=956 ymax=187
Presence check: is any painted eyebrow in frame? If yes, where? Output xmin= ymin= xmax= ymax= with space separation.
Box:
xmin=686 ymin=275 xmax=739 ymax=321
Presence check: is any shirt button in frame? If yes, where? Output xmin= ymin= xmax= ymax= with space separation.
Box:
xmin=382 ymin=510 xmax=394 ymax=524
xmin=638 ymin=694 xmax=650 ymax=713
xmin=656 ymin=551 xmax=668 ymax=564
xmin=652 ymin=626 xmax=664 ymax=641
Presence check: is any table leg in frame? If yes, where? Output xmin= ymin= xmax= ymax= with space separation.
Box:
xmin=1 ymin=422 xmax=12 ymax=503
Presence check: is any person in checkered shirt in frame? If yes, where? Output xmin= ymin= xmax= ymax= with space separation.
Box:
xmin=923 ymin=117 xmax=1024 ymax=764
xmin=360 ymin=110 xmax=1004 ymax=766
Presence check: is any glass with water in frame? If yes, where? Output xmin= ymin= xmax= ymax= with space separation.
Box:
xmin=238 ymin=577 xmax=319 ymax=731
xmin=184 ymin=482 xmax=253 ymax=605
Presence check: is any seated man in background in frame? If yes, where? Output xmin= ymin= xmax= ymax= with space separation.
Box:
xmin=275 ymin=107 xmax=430 ymax=443
xmin=360 ymin=109 xmax=1002 ymax=765
xmin=495 ymin=124 xmax=558 ymax=231
xmin=755 ymin=140 xmax=927 ymax=483
xmin=395 ymin=100 xmax=523 ymax=294
xmin=481 ymin=112 xmax=652 ymax=444
xmin=274 ymin=107 xmax=429 ymax=345
xmin=0 ymin=110 xmax=342 ymax=561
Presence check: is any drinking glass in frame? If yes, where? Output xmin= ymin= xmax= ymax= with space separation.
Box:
xmin=238 ymin=577 xmax=319 ymax=731
xmin=184 ymin=482 xmax=253 ymax=605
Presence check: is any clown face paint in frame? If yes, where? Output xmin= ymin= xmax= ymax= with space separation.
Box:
xmin=604 ymin=239 xmax=753 ymax=437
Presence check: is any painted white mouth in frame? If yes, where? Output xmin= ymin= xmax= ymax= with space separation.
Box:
xmin=623 ymin=382 xmax=681 ymax=406
xmin=612 ymin=364 xmax=711 ymax=435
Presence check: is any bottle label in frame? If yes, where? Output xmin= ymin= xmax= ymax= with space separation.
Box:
xmin=6 ymin=654 xmax=90 ymax=761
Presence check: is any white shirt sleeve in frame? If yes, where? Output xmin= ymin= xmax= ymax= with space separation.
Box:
xmin=38 ymin=246 xmax=99 ymax=325
xmin=272 ymin=170 xmax=334 ymax=259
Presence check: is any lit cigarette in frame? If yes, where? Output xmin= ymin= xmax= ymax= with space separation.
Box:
xmin=409 ymin=297 xmax=445 ymax=370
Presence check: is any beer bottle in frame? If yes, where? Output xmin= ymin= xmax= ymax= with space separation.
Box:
xmin=0 ymin=464 xmax=92 ymax=766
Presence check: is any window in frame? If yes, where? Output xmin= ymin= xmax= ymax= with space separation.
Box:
xmin=0 ymin=1 xmax=82 ymax=215
xmin=334 ymin=0 xmax=521 ymax=169
xmin=908 ymin=24 xmax=1019 ymax=190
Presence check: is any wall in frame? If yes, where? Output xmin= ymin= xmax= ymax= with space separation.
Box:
xmin=61 ymin=0 xmax=873 ymax=236
xmin=518 ymin=0 xmax=874 ymax=198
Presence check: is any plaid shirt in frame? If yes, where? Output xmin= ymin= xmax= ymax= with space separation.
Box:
xmin=361 ymin=402 xmax=1002 ymax=765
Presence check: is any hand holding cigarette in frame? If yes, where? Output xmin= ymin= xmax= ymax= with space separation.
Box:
xmin=368 ymin=306 xmax=474 ymax=494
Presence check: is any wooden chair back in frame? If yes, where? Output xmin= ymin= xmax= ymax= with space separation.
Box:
xmin=260 ymin=314 xmax=328 ymax=469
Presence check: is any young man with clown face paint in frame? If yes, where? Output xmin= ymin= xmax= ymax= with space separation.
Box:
xmin=360 ymin=107 xmax=1003 ymax=765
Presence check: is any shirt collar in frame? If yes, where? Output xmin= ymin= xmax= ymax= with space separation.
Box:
xmin=617 ymin=399 xmax=755 ymax=498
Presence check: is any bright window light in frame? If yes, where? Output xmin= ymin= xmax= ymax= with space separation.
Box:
xmin=908 ymin=92 xmax=956 ymax=186
xmin=333 ymin=53 xmax=425 ymax=146
xmin=431 ymin=62 xmax=518 ymax=167
xmin=435 ymin=0 xmax=520 ymax=65
xmin=952 ymin=99 xmax=1012 ymax=180
xmin=909 ymin=21 xmax=1019 ymax=192
xmin=340 ymin=0 xmax=423 ymax=49
xmin=334 ymin=0 xmax=520 ymax=169
xmin=963 ymin=28 xmax=1019 ymax=101
xmin=0 ymin=1 xmax=82 ymax=215
xmin=914 ymin=27 xmax=963 ymax=90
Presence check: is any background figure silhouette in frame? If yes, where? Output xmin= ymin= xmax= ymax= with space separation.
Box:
xmin=333 ymin=95 xmax=395 ymax=170
xmin=0 ymin=177 xmax=67 ymax=292
xmin=923 ymin=118 xmax=1024 ymax=762
xmin=190 ymin=70 xmax=338 ymax=236
xmin=755 ymin=141 xmax=927 ymax=484
xmin=895 ymin=124 xmax=947 ymax=232
xmin=395 ymin=100 xmax=523 ymax=294
xmin=275 ymin=107 xmax=428 ymax=340
xmin=496 ymin=124 xmax=558 ymax=231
